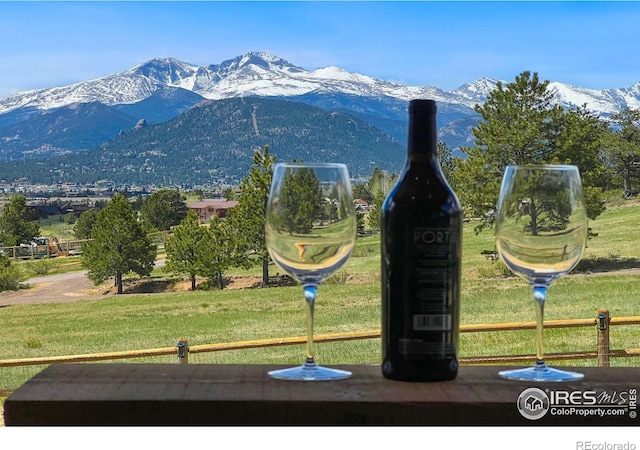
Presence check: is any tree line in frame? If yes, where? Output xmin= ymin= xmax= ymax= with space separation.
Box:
xmin=79 ymin=146 xmax=277 ymax=294
xmin=0 ymin=146 xmax=277 ymax=294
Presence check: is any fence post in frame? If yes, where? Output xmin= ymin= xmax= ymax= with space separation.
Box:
xmin=177 ymin=337 xmax=189 ymax=364
xmin=597 ymin=308 xmax=610 ymax=367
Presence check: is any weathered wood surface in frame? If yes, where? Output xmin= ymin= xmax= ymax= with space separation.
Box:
xmin=4 ymin=364 xmax=639 ymax=426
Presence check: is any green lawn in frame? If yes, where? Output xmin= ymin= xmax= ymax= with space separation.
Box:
xmin=37 ymin=214 xmax=77 ymax=240
xmin=1 ymin=200 xmax=640 ymax=392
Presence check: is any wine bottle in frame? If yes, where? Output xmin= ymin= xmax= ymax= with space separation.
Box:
xmin=381 ymin=99 xmax=462 ymax=381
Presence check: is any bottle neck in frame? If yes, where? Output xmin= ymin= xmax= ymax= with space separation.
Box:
xmin=407 ymin=111 xmax=438 ymax=160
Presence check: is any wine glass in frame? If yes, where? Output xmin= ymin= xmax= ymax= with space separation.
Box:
xmin=495 ymin=165 xmax=588 ymax=381
xmin=265 ymin=162 xmax=357 ymax=380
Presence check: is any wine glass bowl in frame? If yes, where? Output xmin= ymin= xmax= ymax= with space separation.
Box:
xmin=265 ymin=162 xmax=356 ymax=380
xmin=495 ymin=165 xmax=588 ymax=381
xmin=266 ymin=223 xmax=355 ymax=285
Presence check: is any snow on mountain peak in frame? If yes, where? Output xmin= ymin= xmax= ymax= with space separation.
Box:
xmin=244 ymin=51 xmax=288 ymax=65
xmin=456 ymin=77 xmax=501 ymax=93
xmin=311 ymin=66 xmax=352 ymax=80
xmin=0 ymin=51 xmax=638 ymax=117
xmin=450 ymin=78 xmax=502 ymax=106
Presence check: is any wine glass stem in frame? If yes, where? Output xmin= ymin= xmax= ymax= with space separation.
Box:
xmin=532 ymin=284 xmax=548 ymax=367
xmin=303 ymin=284 xmax=318 ymax=368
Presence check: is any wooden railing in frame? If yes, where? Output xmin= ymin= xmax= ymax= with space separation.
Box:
xmin=1 ymin=309 xmax=638 ymax=370
xmin=0 ymin=239 xmax=90 ymax=260
xmin=0 ymin=231 xmax=169 ymax=261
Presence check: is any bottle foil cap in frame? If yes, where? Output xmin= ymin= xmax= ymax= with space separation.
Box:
xmin=409 ymin=99 xmax=437 ymax=114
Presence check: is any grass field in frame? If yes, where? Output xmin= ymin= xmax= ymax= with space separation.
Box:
xmin=1 ymin=200 xmax=640 ymax=395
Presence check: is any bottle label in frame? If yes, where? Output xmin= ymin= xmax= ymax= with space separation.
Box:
xmin=403 ymin=226 xmax=458 ymax=358
xmin=413 ymin=314 xmax=452 ymax=331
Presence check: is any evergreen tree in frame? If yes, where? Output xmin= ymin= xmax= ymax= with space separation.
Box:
xmin=82 ymin=194 xmax=156 ymax=294
xmin=438 ymin=142 xmax=456 ymax=183
xmin=548 ymin=104 xmax=609 ymax=219
xmin=366 ymin=167 xmax=398 ymax=230
xmin=141 ymin=189 xmax=189 ymax=231
xmin=0 ymin=254 xmax=24 ymax=292
xmin=227 ymin=145 xmax=276 ymax=287
xmin=601 ymin=108 xmax=640 ymax=195
xmin=352 ymin=182 xmax=373 ymax=204
xmin=221 ymin=187 xmax=238 ymax=200
xmin=198 ymin=216 xmax=249 ymax=290
xmin=74 ymin=209 xmax=98 ymax=239
xmin=276 ymin=167 xmax=324 ymax=234
xmin=454 ymin=71 xmax=607 ymax=229
xmin=0 ymin=195 xmax=40 ymax=246
xmin=165 ymin=210 xmax=207 ymax=291
xmin=508 ymin=171 xmax=575 ymax=235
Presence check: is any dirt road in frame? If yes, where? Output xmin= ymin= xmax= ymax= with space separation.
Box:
xmin=0 ymin=270 xmax=105 ymax=306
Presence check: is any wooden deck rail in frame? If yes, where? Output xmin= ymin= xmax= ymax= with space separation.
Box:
xmin=7 ymin=364 xmax=640 ymax=425
xmin=1 ymin=310 xmax=639 ymax=370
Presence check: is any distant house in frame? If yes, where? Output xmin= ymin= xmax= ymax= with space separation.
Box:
xmin=354 ymin=199 xmax=370 ymax=211
xmin=58 ymin=202 xmax=93 ymax=216
xmin=187 ymin=199 xmax=239 ymax=221
xmin=29 ymin=204 xmax=62 ymax=217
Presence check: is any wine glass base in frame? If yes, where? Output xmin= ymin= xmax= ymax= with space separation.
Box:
xmin=499 ymin=363 xmax=584 ymax=382
xmin=268 ymin=364 xmax=352 ymax=381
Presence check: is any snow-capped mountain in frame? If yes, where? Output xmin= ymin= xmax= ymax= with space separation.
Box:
xmin=451 ymin=78 xmax=501 ymax=105
xmin=2 ymin=51 xmax=639 ymax=117
xmin=548 ymin=81 xmax=640 ymax=114
xmin=0 ymin=52 xmax=467 ymax=115
xmin=0 ymin=51 xmax=639 ymax=163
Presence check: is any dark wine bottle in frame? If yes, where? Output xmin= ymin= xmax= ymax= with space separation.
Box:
xmin=381 ymin=99 xmax=462 ymax=382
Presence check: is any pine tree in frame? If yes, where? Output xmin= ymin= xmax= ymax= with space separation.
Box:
xmin=165 ymin=210 xmax=207 ymax=291
xmin=73 ymin=209 xmax=98 ymax=239
xmin=454 ymin=71 xmax=607 ymax=229
xmin=82 ymin=194 xmax=156 ymax=294
xmin=198 ymin=216 xmax=249 ymax=290
xmin=276 ymin=167 xmax=324 ymax=234
xmin=227 ymin=145 xmax=276 ymax=287
xmin=366 ymin=167 xmax=397 ymax=230
xmin=0 ymin=195 xmax=40 ymax=246
xmin=438 ymin=142 xmax=455 ymax=183
xmin=601 ymin=108 xmax=640 ymax=195
xmin=141 ymin=189 xmax=189 ymax=231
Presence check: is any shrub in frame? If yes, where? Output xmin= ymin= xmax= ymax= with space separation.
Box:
xmin=64 ymin=212 xmax=76 ymax=224
xmin=0 ymin=256 xmax=24 ymax=291
xmin=23 ymin=338 xmax=43 ymax=349
xmin=25 ymin=259 xmax=55 ymax=276
xmin=352 ymin=245 xmax=377 ymax=257
xmin=325 ymin=270 xmax=352 ymax=285
xmin=476 ymin=258 xmax=512 ymax=278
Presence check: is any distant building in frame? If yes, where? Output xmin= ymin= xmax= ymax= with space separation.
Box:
xmin=354 ymin=198 xmax=370 ymax=211
xmin=29 ymin=204 xmax=62 ymax=217
xmin=187 ymin=199 xmax=238 ymax=221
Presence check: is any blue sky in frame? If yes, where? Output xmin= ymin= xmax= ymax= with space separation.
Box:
xmin=1 ymin=1 xmax=640 ymax=99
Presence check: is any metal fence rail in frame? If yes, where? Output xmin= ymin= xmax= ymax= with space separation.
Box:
xmin=1 ymin=309 xmax=638 ymax=369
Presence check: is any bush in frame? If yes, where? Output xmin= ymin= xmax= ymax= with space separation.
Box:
xmin=23 ymin=338 xmax=43 ymax=349
xmin=352 ymin=245 xmax=377 ymax=257
xmin=325 ymin=270 xmax=352 ymax=285
xmin=0 ymin=256 xmax=24 ymax=291
xmin=25 ymin=259 xmax=55 ymax=276
xmin=476 ymin=258 xmax=512 ymax=278
xmin=64 ymin=212 xmax=76 ymax=225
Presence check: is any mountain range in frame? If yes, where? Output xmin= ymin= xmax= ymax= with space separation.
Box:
xmin=0 ymin=51 xmax=639 ymax=186
xmin=0 ymin=97 xmax=406 ymax=186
